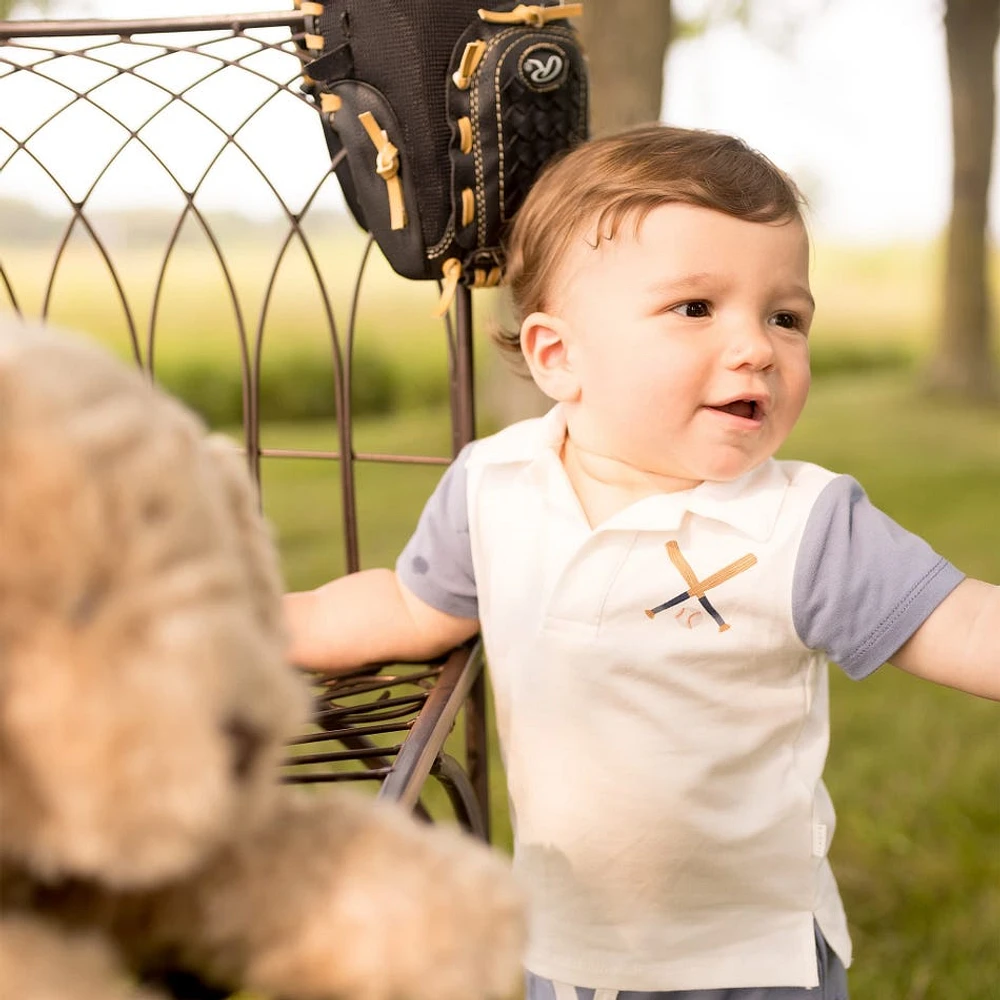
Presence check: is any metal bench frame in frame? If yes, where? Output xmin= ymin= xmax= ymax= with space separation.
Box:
xmin=0 ymin=9 xmax=491 ymax=838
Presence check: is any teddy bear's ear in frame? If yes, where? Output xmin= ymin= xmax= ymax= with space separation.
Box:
xmin=201 ymin=435 xmax=287 ymax=647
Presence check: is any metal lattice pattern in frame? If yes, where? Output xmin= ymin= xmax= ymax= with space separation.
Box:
xmin=0 ymin=12 xmax=488 ymax=835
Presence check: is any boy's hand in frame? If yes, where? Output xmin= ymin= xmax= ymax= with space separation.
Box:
xmin=891 ymin=578 xmax=1000 ymax=700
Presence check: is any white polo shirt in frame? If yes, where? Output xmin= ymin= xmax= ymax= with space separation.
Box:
xmin=397 ymin=406 xmax=964 ymax=992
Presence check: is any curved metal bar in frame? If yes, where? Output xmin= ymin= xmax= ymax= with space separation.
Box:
xmin=0 ymin=84 xmax=78 ymax=176
xmin=320 ymin=691 xmax=429 ymax=717
xmin=259 ymin=448 xmax=451 ymax=464
xmin=0 ymin=14 xmax=493 ymax=839
xmin=285 ymin=767 xmax=392 ymax=784
xmin=248 ymin=220 xmax=300 ymax=478
xmin=340 ymin=234 xmax=376 ymax=573
xmin=287 ymin=723 xmax=412 ymax=744
xmin=0 ymin=12 xmax=307 ymax=40
xmin=313 ymin=665 xmax=442 ymax=697
xmin=124 ymin=48 xmax=327 ymax=411
xmin=316 ymin=700 xmax=429 ymax=727
xmin=5 ymin=31 xmax=319 ymax=216
xmin=0 ymin=113 xmax=144 ymax=362
xmin=2 ymin=30 xmax=314 ymax=161
xmin=248 ymin=156 xmax=348 ymax=488
xmin=0 ymin=32 xmax=314 ymax=369
xmin=91 ymin=53 xmax=313 ymax=215
xmin=289 ymin=743 xmax=404 ymax=766
xmin=432 ymin=752 xmax=487 ymax=838
xmin=451 ymin=286 xmax=490 ymax=835
xmin=45 ymin=207 xmax=144 ymax=365
xmin=145 ymin=203 xmax=252 ymax=433
xmin=378 ymin=641 xmax=484 ymax=814
xmin=0 ymin=263 xmax=21 ymax=313
xmin=453 ymin=284 xmax=477 ymax=445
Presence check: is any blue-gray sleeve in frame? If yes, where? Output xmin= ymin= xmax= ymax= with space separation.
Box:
xmin=792 ymin=476 xmax=965 ymax=679
xmin=395 ymin=442 xmax=478 ymax=619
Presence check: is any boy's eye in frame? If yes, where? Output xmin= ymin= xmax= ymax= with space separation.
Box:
xmin=770 ymin=311 xmax=801 ymax=330
xmin=671 ymin=300 xmax=711 ymax=318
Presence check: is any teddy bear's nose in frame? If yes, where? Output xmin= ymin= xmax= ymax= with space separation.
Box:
xmin=223 ymin=715 xmax=265 ymax=781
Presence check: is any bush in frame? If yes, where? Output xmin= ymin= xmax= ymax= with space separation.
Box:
xmin=151 ymin=335 xmax=911 ymax=429
xmin=153 ymin=342 xmax=418 ymax=427
xmin=809 ymin=340 xmax=914 ymax=379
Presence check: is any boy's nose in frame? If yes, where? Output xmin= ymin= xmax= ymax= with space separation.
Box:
xmin=724 ymin=323 xmax=776 ymax=370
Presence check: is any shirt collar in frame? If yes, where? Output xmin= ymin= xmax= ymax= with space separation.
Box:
xmin=470 ymin=404 xmax=790 ymax=542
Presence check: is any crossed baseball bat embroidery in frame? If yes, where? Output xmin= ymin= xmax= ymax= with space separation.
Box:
xmin=644 ymin=541 xmax=757 ymax=633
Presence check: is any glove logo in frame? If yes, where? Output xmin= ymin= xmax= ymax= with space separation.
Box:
xmin=519 ymin=44 xmax=568 ymax=90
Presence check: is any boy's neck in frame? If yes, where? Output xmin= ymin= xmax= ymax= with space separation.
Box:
xmin=560 ymin=434 xmax=702 ymax=528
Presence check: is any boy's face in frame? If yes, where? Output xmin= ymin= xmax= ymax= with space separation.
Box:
xmin=533 ymin=202 xmax=813 ymax=490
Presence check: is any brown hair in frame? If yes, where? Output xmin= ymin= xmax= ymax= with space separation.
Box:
xmin=498 ymin=123 xmax=805 ymax=358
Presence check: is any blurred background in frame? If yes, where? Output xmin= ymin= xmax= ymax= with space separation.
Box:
xmin=1 ymin=1 xmax=998 ymax=997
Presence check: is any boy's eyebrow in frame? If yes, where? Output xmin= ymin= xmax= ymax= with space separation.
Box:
xmin=646 ymin=271 xmax=716 ymax=292
xmin=646 ymin=273 xmax=816 ymax=311
xmin=782 ymin=286 xmax=816 ymax=312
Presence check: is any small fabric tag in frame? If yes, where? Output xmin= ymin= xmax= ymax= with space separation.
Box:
xmin=593 ymin=990 xmax=620 ymax=1000
xmin=812 ymin=822 xmax=829 ymax=857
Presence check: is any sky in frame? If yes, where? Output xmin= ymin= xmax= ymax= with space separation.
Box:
xmin=2 ymin=0 xmax=998 ymax=245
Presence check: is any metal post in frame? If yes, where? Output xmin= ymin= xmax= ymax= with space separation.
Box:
xmin=454 ymin=283 xmax=477 ymax=446
xmin=454 ymin=283 xmax=490 ymax=840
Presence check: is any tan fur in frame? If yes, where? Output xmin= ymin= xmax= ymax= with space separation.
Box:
xmin=0 ymin=915 xmax=165 ymax=1000
xmin=0 ymin=319 xmax=525 ymax=1000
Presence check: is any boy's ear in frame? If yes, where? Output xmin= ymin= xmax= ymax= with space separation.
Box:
xmin=519 ymin=312 xmax=580 ymax=402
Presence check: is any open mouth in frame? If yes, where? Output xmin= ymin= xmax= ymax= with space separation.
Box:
xmin=709 ymin=399 xmax=762 ymax=420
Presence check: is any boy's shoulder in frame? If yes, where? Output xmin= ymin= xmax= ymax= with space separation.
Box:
xmin=767 ymin=460 xmax=854 ymax=532
xmin=465 ymin=411 xmax=561 ymax=469
xmin=773 ymin=458 xmax=842 ymax=493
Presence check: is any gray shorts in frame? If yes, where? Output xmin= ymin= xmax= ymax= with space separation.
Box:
xmin=525 ymin=924 xmax=849 ymax=1000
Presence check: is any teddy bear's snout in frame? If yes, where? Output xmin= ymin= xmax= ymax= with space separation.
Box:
xmin=223 ymin=714 xmax=266 ymax=782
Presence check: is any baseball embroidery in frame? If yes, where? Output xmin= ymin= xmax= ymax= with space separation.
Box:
xmin=644 ymin=541 xmax=757 ymax=633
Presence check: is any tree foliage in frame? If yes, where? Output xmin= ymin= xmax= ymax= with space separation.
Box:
xmin=0 ymin=1 xmax=53 ymax=18
xmin=578 ymin=0 xmax=673 ymax=136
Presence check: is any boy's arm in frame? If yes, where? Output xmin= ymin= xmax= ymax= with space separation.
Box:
xmin=283 ymin=569 xmax=480 ymax=674
xmin=890 ymin=578 xmax=1000 ymax=700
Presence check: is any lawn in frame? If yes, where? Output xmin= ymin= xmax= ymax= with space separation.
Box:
xmin=780 ymin=374 xmax=1000 ymax=999
xmin=261 ymin=371 xmax=1000 ymax=1000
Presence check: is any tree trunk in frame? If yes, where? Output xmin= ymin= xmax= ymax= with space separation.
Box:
xmin=579 ymin=0 xmax=673 ymax=136
xmin=485 ymin=0 xmax=674 ymax=427
xmin=926 ymin=0 xmax=999 ymax=400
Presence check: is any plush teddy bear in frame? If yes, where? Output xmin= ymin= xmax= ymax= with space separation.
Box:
xmin=0 ymin=318 xmax=524 ymax=1000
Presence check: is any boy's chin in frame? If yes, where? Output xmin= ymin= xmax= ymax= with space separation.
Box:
xmin=698 ymin=454 xmax=773 ymax=484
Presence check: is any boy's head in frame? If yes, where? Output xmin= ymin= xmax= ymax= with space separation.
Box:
xmin=500 ymin=124 xmax=814 ymax=491
xmin=502 ymin=124 xmax=806 ymax=343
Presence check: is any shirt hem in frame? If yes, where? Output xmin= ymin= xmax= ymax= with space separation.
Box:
xmin=524 ymin=910 xmax=820 ymax=992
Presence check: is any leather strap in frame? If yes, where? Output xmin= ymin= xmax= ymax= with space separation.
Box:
xmin=478 ymin=4 xmax=583 ymax=26
xmin=357 ymin=111 xmax=407 ymax=230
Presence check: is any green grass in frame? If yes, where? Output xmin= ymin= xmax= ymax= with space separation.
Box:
xmin=780 ymin=374 xmax=1000 ymax=998
xmin=262 ymin=373 xmax=999 ymax=999
xmin=259 ymin=410 xmax=455 ymax=585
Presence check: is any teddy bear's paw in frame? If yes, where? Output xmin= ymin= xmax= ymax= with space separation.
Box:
xmin=0 ymin=915 xmax=166 ymax=1000
xmin=340 ymin=828 xmax=527 ymax=1000
xmin=230 ymin=793 xmax=526 ymax=1000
